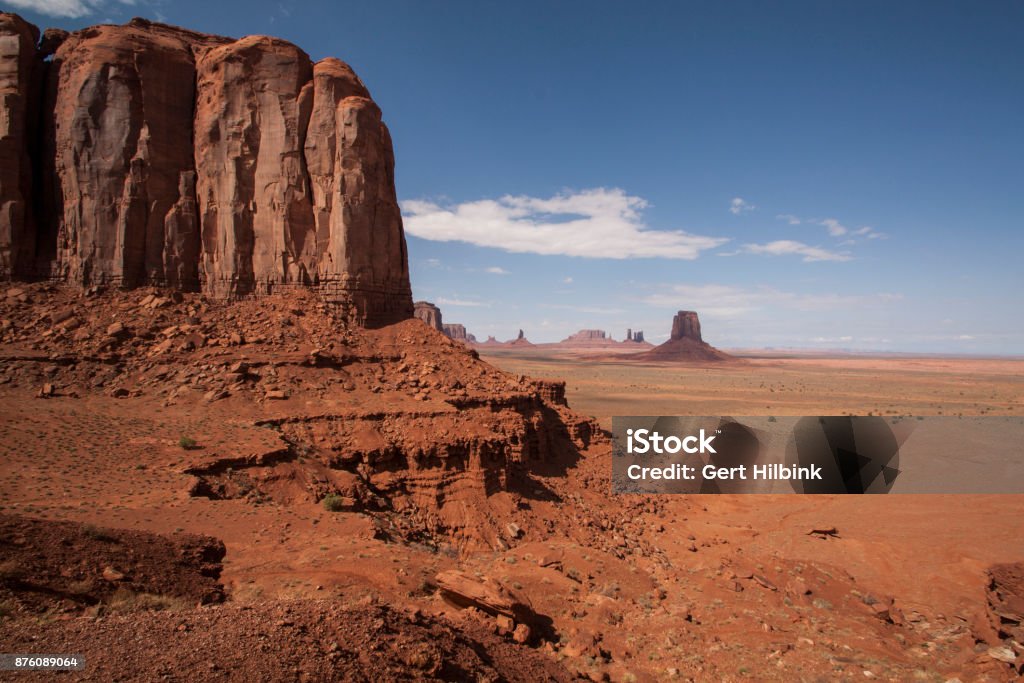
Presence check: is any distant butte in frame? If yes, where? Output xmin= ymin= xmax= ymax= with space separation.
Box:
xmin=413 ymin=301 xmax=443 ymax=331
xmin=505 ymin=329 xmax=534 ymax=346
xmin=631 ymin=310 xmax=731 ymax=362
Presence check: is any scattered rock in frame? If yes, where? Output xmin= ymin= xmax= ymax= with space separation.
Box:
xmin=101 ymin=566 xmax=126 ymax=582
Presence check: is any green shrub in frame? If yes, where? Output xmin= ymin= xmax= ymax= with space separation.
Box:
xmin=178 ymin=436 xmax=197 ymax=450
xmin=322 ymin=494 xmax=346 ymax=512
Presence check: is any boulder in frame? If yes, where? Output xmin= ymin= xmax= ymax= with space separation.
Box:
xmin=435 ymin=570 xmax=537 ymax=628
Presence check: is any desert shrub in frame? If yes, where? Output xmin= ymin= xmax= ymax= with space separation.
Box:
xmin=322 ymin=493 xmax=346 ymax=512
xmin=104 ymin=588 xmax=189 ymax=614
xmin=178 ymin=436 xmax=197 ymax=450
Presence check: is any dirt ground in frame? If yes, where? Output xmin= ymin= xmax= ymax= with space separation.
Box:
xmin=1 ymin=284 xmax=1022 ymax=681
xmin=476 ymin=347 xmax=1024 ymax=428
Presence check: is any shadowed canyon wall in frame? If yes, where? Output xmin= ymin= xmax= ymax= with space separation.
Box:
xmin=0 ymin=14 xmax=412 ymax=327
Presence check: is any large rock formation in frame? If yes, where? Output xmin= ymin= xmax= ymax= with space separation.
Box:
xmin=0 ymin=14 xmax=412 ymax=327
xmin=414 ymin=301 xmax=442 ymax=331
xmin=632 ymin=310 xmax=731 ymax=362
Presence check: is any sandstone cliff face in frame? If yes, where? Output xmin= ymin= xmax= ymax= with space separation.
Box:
xmin=44 ymin=21 xmax=218 ymax=289
xmin=0 ymin=15 xmax=412 ymax=327
xmin=193 ymin=34 xmax=313 ymax=297
xmin=0 ymin=14 xmax=39 ymax=276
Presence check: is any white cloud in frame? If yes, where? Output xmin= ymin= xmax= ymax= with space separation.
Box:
xmin=5 ymin=0 xmax=93 ymax=16
xmin=484 ymin=266 xmax=509 ymax=275
xmin=402 ymin=188 xmax=729 ymax=260
xmin=776 ymin=214 xmax=802 ymax=225
xmin=562 ymin=276 xmax=574 ymax=284
xmin=639 ymin=283 xmax=902 ymax=318
xmin=854 ymin=226 xmax=887 ymax=240
xmin=729 ymin=197 xmax=755 ymax=215
xmin=436 ymin=297 xmax=489 ymax=308
xmin=819 ymin=218 xmax=848 ymax=237
xmin=741 ymin=240 xmax=851 ymax=262
xmin=7 ymin=0 xmax=138 ymax=18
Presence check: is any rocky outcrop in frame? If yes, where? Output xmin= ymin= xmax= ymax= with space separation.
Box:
xmin=435 ymin=570 xmax=539 ymax=639
xmin=0 ymin=14 xmax=39 ymax=277
xmin=0 ymin=14 xmax=412 ymax=327
xmin=671 ymin=311 xmax=702 ymax=342
xmin=414 ymin=301 xmax=442 ymax=330
xmin=631 ymin=310 xmax=731 ymax=362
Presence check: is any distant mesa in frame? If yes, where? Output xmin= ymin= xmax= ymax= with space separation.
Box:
xmin=563 ymin=329 xmax=608 ymax=342
xmin=414 ymin=301 xmax=477 ymax=343
xmin=632 ymin=310 xmax=731 ymax=362
xmin=443 ymin=323 xmax=476 ymax=343
xmin=554 ymin=328 xmax=651 ymax=350
xmin=413 ymin=301 xmax=443 ymax=331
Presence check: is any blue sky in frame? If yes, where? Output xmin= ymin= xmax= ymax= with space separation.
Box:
xmin=10 ymin=0 xmax=1023 ymax=353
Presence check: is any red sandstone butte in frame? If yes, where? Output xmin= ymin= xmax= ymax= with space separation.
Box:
xmin=414 ymin=300 xmax=443 ymax=330
xmin=0 ymin=15 xmax=411 ymax=327
xmin=633 ymin=310 xmax=732 ymax=362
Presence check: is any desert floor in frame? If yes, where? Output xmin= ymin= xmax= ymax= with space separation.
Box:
xmin=476 ymin=348 xmax=1024 ymax=428
xmin=2 ymin=293 xmax=1022 ymax=681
